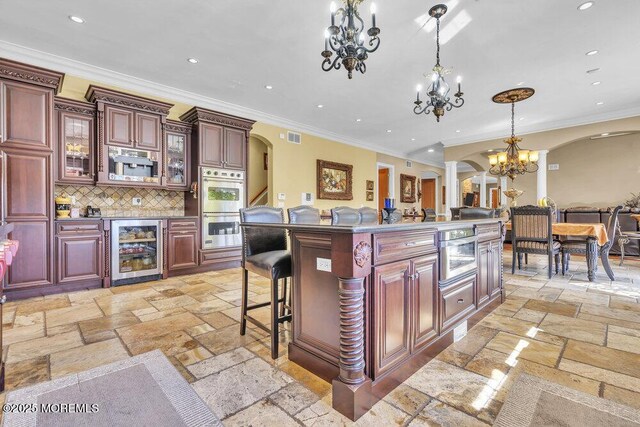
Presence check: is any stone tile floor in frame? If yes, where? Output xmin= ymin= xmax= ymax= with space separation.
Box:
xmin=1 ymin=252 xmax=640 ymax=425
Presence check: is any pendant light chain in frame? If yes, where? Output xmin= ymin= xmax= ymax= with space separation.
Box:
xmin=436 ymin=17 xmax=441 ymax=67
xmin=511 ymin=102 xmax=515 ymax=139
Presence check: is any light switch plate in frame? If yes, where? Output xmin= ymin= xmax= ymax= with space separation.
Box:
xmin=453 ymin=321 xmax=468 ymax=342
xmin=316 ymin=258 xmax=332 ymax=272
xmin=278 ymin=193 xmax=286 ymax=201
xmin=548 ymin=164 xmax=560 ymax=171
xmin=132 ymin=197 xmax=142 ymax=206
xmin=301 ymin=192 xmax=314 ymax=205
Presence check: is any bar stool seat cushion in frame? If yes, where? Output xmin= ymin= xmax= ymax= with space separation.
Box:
xmin=245 ymin=250 xmax=291 ymax=281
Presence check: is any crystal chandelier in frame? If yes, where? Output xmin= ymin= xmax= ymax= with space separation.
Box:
xmin=488 ymin=88 xmax=539 ymax=181
xmin=413 ymin=4 xmax=464 ymax=122
xmin=321 ymin=0 xmax=381 ymax=79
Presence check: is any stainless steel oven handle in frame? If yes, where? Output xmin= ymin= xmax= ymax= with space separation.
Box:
xmin=440 ymin=236 xmax=477 ymax=247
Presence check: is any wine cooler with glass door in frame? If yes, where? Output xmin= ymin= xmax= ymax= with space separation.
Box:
xmin=111 ymin=219 xmax=163 ymax=285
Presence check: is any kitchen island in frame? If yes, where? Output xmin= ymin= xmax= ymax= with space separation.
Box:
xmin=241 ymin=218 xmax=505 ymax=420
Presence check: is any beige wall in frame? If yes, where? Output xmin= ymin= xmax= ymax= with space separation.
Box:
xmin=251 ymin=123 xmax=377 ymax=211
xmin=514 ymin=133 xmax=640 ymax=207
xmin=248 ymin=137 xmax=269 ymax=203
xmin=376 ymin=153 xmax=445 ymax=213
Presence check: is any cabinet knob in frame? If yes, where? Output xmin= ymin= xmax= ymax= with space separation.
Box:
xmin=457 ymin=298 xmax=465 ymax=304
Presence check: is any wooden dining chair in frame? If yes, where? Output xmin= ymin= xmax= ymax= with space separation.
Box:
xmin=561 ymin=205 xmax=622 ymax=280
xmin=511 ymin=205 xmax=562 ymax=279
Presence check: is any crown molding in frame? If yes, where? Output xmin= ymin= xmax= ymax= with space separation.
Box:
xmin=0 ymin=40 xmax=419 ymax=163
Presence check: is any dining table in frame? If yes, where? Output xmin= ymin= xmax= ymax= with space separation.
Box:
xmin=506 ymin=221 xmax=610 ymax=282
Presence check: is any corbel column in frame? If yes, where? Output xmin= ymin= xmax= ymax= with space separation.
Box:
xmin=536 ymin=150 xmax=549 ymax=202
xmin=445 ymin=161 xmax=458 ymax=218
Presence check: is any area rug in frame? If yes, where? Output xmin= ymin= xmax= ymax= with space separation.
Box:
xmin=3 ymin=349 xmax=220 ymax=427
xmin=495 ymin=373 xmax=640 ymax=427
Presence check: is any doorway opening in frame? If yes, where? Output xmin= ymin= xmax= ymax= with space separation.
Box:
xmin=248 ymin=135 xmax=272 ymax=206
xmin=421 ymin=179 xmax=436 ymax=210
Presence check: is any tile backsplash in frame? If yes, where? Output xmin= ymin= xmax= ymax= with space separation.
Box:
xmin=55 ymin=185 xmax=185 ymax=217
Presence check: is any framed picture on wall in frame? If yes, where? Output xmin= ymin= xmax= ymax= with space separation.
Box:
xmin=366 ymin=180 xmax=374 ymax=191
xmin=317 ymin=160 xmax=353 ymax=200
xmin=400 ymin=174 xmax=416 ymax=203
xmin=366 ymin=191 xmax=374 ymax=201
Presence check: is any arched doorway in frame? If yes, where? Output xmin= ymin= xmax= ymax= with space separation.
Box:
xmin=248 ymin=135 xmax=273 ymax=207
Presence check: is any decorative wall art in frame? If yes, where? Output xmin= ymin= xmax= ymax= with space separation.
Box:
xmin=400 ymin=174 xmax=416 ymax=203
xmin=366 ymin=180 xmax=374 ymax=191
xmin=366 ymin=191 xmax=374 ymax=201
xmin=317 ymin=160 xmax=353 ymax=200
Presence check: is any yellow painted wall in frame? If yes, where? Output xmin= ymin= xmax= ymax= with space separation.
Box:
xmin=251 ymin=123 xmax=377 ymax=212
xmin=248 ymin=137 xmax=269 ymax=203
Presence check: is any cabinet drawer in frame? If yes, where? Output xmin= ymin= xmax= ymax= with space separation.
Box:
xmin=200 ymin=248 xmax=242 ymax=265
xmin=373 ymin=231 xmax=436 ymax=265
xmin=440 ymin=275 xmax=476 ymax=331
xmin=168 ymin=218 xmax=198 ymax=231
xmin=56 ymin=221 xmax=102 ymax=234
xmin=476 ymin=223 xmax=501 ymax=242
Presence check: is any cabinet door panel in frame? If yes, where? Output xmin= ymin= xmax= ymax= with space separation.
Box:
xmin=2 ymin=81 xmax=51 ymax=149
xmin=4 ymin=150 xmax=50 ymax=220
xmin=490 ymin=241 xmax=502 ymax=298
xmin=373 ymin=260 xmax=411 ymax=377
xmin=106 ymin=106 xmax=134 ymax=147
xmin=58 ymin=112 xmax=95 ymax=183
xmin=136 ymin=112 xmax=161 ymax=151
xmin=7 ymin=221 xmax=52 ymax=288
xmin=168 ymin=231 xmax=198 ymax=270
xmin=224 ymin=128 xmax=245 ymax=169
xmin=200 ymin=124 xmax=223 ymax=167
xmin=412 ymin=254 xmax=439 ymax=351
xmin=477 ymin=241 xmax=491 ymax=307
xmin=56 ymin=235 xmax=103 ymax=284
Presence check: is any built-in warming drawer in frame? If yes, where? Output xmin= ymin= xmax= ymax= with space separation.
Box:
xmin=476 ymin=223 xmax=501 ymax=242
xmin=373 ymin=230 xmax=437 ymax=265
xmin=440 ymin=274 xmax=476 ymax=331
xmin=56 ymin=221 xmax=102 ymax=234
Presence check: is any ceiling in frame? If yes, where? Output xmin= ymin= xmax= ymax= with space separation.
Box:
xmin=1 ymin=0 xmax=639 ymax=167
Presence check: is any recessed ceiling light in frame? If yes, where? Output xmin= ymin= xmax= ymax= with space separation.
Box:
xmin=69 ymin=15 xmax=85 ymax=24
xmin=591 ymin=81 xmax=601 ymax=86
xmin=187 ymin=58 xmax=199 ymax=64
xmin=578 ymin=1 xmax=594 ymax=11
xmin=386 ymin=130 xmax=392 ymax=133
xmin=455 ymin=130 xmax=461 ymax=133
xmin=411 ymin=138 xmax=416 ymax=141
xmin=601 ymin=133 xmax=609 ymax=136
xmin=264 ymin=85 xmax=273 ymax=90
xmin=596 ymin=101 xmax=604 ymax=105
xmin=317 ymin=104 xmax=324 ymax=108
xmin=516 ymin=81 xmax=524 ymax=86
xmin=586 ymin=50 xmax=599 ymax=56
xmin=586 ymin=68 xmax=600 ymax=74
xmin=427 ymin=149 xmax=435 ymax=153
xmin=355 ymin=118 xmax=362 ymax=122
xmin=519 ymin=117 xmax=525 ymax=121
xmin=487 ymin=149 xmax=494 ymax=152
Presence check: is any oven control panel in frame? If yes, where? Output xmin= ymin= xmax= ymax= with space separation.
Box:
xmin=202 ymin=168 xmax=244 ymax=180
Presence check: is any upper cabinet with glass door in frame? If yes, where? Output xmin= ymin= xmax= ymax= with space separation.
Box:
xmin=165 ymin=120 xmax=191 ymax=191
xmin=86 ymin=86 xmax=173 ymax=188
xmin=54 ymin=97 xmax=96 ymax=184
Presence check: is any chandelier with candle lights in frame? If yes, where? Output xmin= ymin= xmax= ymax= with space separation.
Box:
xmin=488 ymin=88 xmax=539 ymax=181
xmin=321 ymin=0 xmax=380 ymax=79
xmin=413 ymin=4 xmax=464 ymax=122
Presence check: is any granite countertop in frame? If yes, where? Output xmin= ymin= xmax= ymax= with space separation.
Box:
xmin=55 ymin=215 xmax=199 ymax=221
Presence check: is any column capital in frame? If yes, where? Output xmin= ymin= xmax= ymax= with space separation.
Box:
xmin=444 ymin=160 xmax=458 ymax=167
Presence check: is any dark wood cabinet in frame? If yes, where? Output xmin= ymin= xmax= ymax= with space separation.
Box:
xmin=136 ymin=112 xmax=161 ymax=151
xmin=55 ymin=98 xmax=96 ymax=184
xmin=55 ymin=220 xmax=104 ymax=287
xmin=106 ymin=105 xmax=134 ymax=147
xmin=200 ymin=123 xmax=224 ymax=167
xmin=412 ymin=254 xmax=439 ymax=351
xmin=477 ymin=239 xmax=502 ymax=307
xmin=373 ymin=253 xmax=439 ymax=377
xmin=1 ymin=81 xmax=52 ymax=150
xmin=167 ymin=218 xmax=198 ymax=272
xmin=165 ymin=120 xmax=191 ymax=191
xmin=86 ymin=86 xmax=173 ymax=188
xmin=440 ymin=274 xmax=476 ymax=331
xmin=224 ymin=128 xmax=246 ymax=170
xmin=373 ymin=260 xmax=411 ymax=377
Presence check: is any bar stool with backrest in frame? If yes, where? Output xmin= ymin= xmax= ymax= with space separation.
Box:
xmin=562 ymin=205 xmax=622 ymax=280
xmin=359 ymin=207 xmax=378 ymax=224
xmin=511 ymin=205 xmax=562 ymax=279
xmin=288 ymin=205 xmax=321 ymax=224
xmin=239 ymin=206 xmax=292 ymax=359
xmin=331 ymin=206 xmax=361 ymax=225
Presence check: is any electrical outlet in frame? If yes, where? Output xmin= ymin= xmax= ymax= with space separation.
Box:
xmin=278 ymin=193 xmax=286 ymax=201
xmin=132 ymin=197 xmax=142 ymax=206
xmin=316 ymin=258 xmax=332 ymax=272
